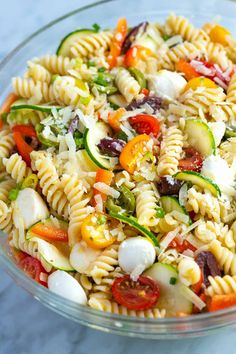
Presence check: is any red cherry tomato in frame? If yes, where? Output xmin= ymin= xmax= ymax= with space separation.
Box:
xmin=19 ymin=255 xmax=47 ymax=286
xmin=178 ymin=148 xmax=203 ymax=172
xmin=129 ymin=114 xmax=160 ymax=137
xmin=111 ymin=275 xmax=160 ymax=310
xmin=169 ymin=237 xmax=197 ymax=253
xmin=12 ymin=125 xmax=38 ymax=167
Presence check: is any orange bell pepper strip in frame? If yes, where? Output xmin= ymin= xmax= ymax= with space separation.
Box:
xmin=30 ymin=223 xmax=68 ymax=242
xmin=108 ymin=108 xmax=126 ymax=132
xmin=92 ymin=168 xmax=114 ymax=208
xmin=208 ymin=293 xmax=236 ymax=312
xmin=141 ymin=88 xmax=150 ymax=96
xmin=175 ymin=59 xmax=200 ymax=81
xmin=124 ymin=45 xmax=153 ymax=67
xmin=0 ymin=92 xmax=18 ymax=129
xmin=107 ymin=18 xmax=128 ymax=69
xmin=12 ymin=125 xmax=38 ymax=167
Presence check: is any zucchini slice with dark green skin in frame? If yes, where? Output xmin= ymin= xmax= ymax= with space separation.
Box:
xmin=56 ymin=29 xmax=96 ymax=56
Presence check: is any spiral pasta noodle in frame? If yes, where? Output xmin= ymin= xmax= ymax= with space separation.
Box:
xmin=206 ymin=275 xmax=236 ymax=296
xmin=31 ymin=151 xmax=69 ymax=219
xmin=165 ymin=14 xmax=207 ymax=42
xmin=219 ymin=138 xmax=236 ymax=165
xmin=0 ymin=179 xmax=16 ymax=233
xmin=26 ymin=62 xmax=52 ymax=84
xmin=133 ymin=181 xmax=159 ymax=227
xmin=226 ymin=72 xmax=236 ymax=103
xmin=115 ymin=68 xmax=141 ymax=103
xmin=61 ymin=174 xmax=94 ymax=246
xmin=157 ymin=126 xmax=184 ymax=176
xmin=3 ymin=153 xmax=32 ymax=184
xmin=194 ymin=221 xmax=235 ymax=251
xmin=34 ymin=54 xmax=74 ymax=75
xmin=88 ymin=295 xmax=166 ymax=318
xmin=88 ymin=244 xmax=119 ymax=284
xmin=205 ymin=42 xmax=233 ymax=70
xmin=156 ymin=40 xmax=206 ymax=71
xmin=209 ymin=102 xmax=236 ymax=123
xmin=0 ymin=127 xmax=15 ymax=168
xmin=70 ymin=31 xmax=113 ymax=58
xmin=92 ymin=267 xmax=124 ymax=294
xmin=186 ymin=187 xmax=223 ymax=223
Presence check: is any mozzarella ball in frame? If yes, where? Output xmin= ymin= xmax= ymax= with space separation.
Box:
xmin=70 ymin=241 xmax=100 ymax=273
xmin=48 ymin=270 xmax=87 ymax=305
xmin=118 ymin=237 xmax=156 ymax=274
xmin=148 ymin=70 xmax=187 ymax=100
xmin=178 ymin=258 xmax=201 ymax=286
xmin=13 ymin=188 xmax=49 ymax=229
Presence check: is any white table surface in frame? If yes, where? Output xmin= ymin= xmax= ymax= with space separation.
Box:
xmin=1 ymin=1 xmax=236 ymax=353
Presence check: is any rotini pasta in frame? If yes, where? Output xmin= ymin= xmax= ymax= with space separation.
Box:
xmin=115 ymin=68 xmax=141 ymax=103
xmin=3 ymin=153 xmax=32 ymax=184
xmin=206 ymin=275 xmax=236 ymax=296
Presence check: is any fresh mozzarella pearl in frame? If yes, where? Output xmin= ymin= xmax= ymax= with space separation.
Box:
xmin=13 ymin=188 xmax=49 ymax=229
xmin=48 ymin=270 xmax=87 ymax=305
xmin=70 ymin=241 xmax=100 ymax=273
xmin=201 ymin=155 xmax=235 ymax=196
xmin=208 ymin=122 xmax=225 ymax=146
xmin=118 ymin=237 xmax=156 ymax=274
xmin=148 ymin=70 xmax=187 ymax=100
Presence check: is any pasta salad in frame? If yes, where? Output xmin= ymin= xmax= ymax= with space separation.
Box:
xmin=2 ymin=14 xmax=236 ymax=317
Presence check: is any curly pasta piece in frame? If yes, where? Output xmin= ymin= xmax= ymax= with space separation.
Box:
xmin=10 ymin=228 xmax=52 ymax=272
xmin=170 ymin=87 xmax=226 ymax=117
xmin=74 ymin=273 xmax=93 ymax=294
xmin=209 ymin=102 xmax=236 ymax=123
xmin=88 ymin=295 xmax=166 ymax=318
xmin=157 ymin=213 xmax=182 ymax=233
xmin=218 ymin=138 xmax=236 ymax=165
xmin=61 ymin=174 xmax=94 ymax=246
xmin=88 ymin=244 xmax=119 ymax=284
xmin=226 ymin=72 xmax=236 ymax=103
xmin=115 ymin=68 xmax=140 ymax=103
xmin=92 ymin=267 xmax=124 ymax=294
xmin=165 ymin=14 xmax=208 ymax=42
xmin=206 ymin=275 xmax=236 ymax=296
xmin=208 ymin=239 xmax=236 ymax=276
xmin=194 ymin=221 xmax=235 ymax=251
xmin=186 ymin=187 xmax=223 ymax=223
xmin=157 ymin=126 xmax=184 ymax=176
xmin=0 ymin=127 xmax=15 ymax=168
xmin=133 ymin=181 xmax=159 ymax=227
xmin=156 ymin=40 xmax=206 ymax=71
xmin=31 ymin=152 xmax=69 ymax=219
xmin=34 ymin=54 xmax=74 ymax=75
xmin=0 ymin=178 xmax=15 ymax=233
xmin=70 ymin=31 xmax=113 ymax=58
xmin=3 ymin=153 xmax=32 ymax=184
xmin=158 ymin=248 xmax=180 ymax=265
xmin=206 ymin=42 xmax=233 ymax=70
xmin=114 ymin=171 xmax=135 ymax=189
xmin=12 ymin=77 xmax=56 ymax=104
xmin=26 ymin=62 xmax=51 ymax=84
xmin=178 ymin=257 xmax=201 ymax=286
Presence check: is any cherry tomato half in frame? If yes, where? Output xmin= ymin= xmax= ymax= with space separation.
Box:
xmin=112 ymin=275 xmax=160 ymax=310
xmin=129 ymin=114 xmax=160 ymax=137
xmin=178 ymin=148 xmax=203 ymax=172
xmin=169 ymin=237 xmax=197 ymax=253
xmin=124 ymin=45 xmax=153 ymax=68
xmin=19 ymin=255 xmax=47 ymax=286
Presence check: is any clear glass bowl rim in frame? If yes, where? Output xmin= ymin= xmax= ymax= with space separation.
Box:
xmin=1 ymin=0 xmax=236 ymax=338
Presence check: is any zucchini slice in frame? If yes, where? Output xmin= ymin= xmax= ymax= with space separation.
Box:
xmin=84 ymin=121 xmax=117 ymax=170
xmin=109 ymin=211 xmax=158 ymax=247
xmin=174 ymin=171 xmax=221 ymax=197
xmin=11 ymin=99 xmax=62 ymax=113
xmin=56 ymin=29 xmax=95 ymax=57
xmin=160 ymin=196 xmax=191 ymax=225
xmin=184 ymin=119 xmax=216 ymax=157
xmin=30 ymin=237 xmax=73 ymax=271
xmin=144 ymin=263 xmax=192 ymax=315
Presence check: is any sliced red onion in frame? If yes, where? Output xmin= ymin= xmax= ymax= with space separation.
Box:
xmin=126 ymin=95 xmax=162 ymax=113
xmin=68 ymin=115 xmax=79 ymax=134
xmin=98 ymin=137 xmax=125 ymax=157
xmin=122 ymin=22 xmax=148 ymax=54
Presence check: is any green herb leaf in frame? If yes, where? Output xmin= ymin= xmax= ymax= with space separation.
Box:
xmin=92 ymin=23 xmax=101 ymax=32
xmin=156 ymin=207 xmax=165 ymax=218
xmin=98 ymin=67 xmax=106 ymax=73
xmin=97 ymin=215 xmax=107 ymax=225
xmin=8 ymin=188 xmax=19 ymax=201
xmin=169 ymin=277 xmax=177 ymax=285
xmin=88 ymin=60 xmax=96 ymax=67
xmin=163 ymin=34 xmax=171 ymax=41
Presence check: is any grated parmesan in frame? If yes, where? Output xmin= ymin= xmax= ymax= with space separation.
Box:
xmin=93 ymin=182 xmax=120 ymax=198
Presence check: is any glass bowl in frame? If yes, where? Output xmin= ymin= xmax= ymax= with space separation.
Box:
xmin=1 ymin=0 xmax=236 ymax=339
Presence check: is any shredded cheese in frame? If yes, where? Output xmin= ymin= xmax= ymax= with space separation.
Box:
xmin=93 ymin=182 xmax=120 ymax=198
